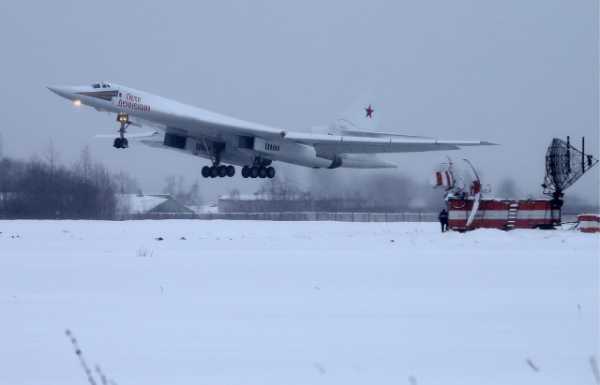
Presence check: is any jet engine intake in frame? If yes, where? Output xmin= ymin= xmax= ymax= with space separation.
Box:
xmin=164 ymin=133 xmax=187 ymax=149
xmin=328 ymin=155 xmax=343 ymax=169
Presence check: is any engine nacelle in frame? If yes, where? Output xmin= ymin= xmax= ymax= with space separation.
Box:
xmin=253 ymin=137 xmax=340 ymax=169
xmin=328 ymin=155 xmax=343 ymax=169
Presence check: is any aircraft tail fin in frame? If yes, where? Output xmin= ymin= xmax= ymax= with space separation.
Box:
xmin=331 ymin=93 xmax=380 ymax=134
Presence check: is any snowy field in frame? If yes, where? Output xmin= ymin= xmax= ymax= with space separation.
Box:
xmin=0 ymin=220 xmax=598 ymax=385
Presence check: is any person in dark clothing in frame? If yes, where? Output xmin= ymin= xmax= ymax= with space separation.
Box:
xmin=439 ymin=209 xmax=449 ymax=232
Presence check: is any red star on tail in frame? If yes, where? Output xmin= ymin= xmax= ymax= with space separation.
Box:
xmin=365 ymin=104 xmax=374 ymax=118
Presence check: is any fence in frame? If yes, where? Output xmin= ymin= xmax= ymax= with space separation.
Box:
xmin=195 ymin=211 xmax=438 ymax=222
xmin=91 ymin=210 xmax=596 ymax=223
xmin=123 ymin=212 xmax=198 ymax=220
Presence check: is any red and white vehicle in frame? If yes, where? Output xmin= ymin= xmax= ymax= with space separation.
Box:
xmin=577 ymin=214 xmax=600 ymax=233
xmin=433 ymin=138 xmax=597 ymax=231
xmin=433 ymin=158 xmax=562 ymax=231
xmin=447 ymin=198 xmax=561 ymax=231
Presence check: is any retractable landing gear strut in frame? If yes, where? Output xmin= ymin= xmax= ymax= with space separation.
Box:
xmin=113 ymin=113 xmax=130 ymax=149
xmin=200 ymin=142 xmax=236 ymax=178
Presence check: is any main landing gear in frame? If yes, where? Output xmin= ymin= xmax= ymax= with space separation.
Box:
xmin=200 ymin=141 xmax=236 ymax=178
xmin=201 ymin=158 xmax=276 ymax=179
xmin=113 ymin=113 xmax=130 ymax=149
xmin=241 ymin=165 xmax=275 ymax=178
xmin=201 ymin=165 xmax=236 ymax=178
xmin=241 ymin=158 xmax=275 ymax=178
xmin=199 ymin=147 xmax=276 ymax=179
xmin=201 ymin=165 xmax=275 ymax=179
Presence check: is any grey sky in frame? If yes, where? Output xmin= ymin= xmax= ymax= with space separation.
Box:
xmin=0 ymin=0 xmax=597 ymax=203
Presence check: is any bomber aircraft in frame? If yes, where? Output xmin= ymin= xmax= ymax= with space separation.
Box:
xmin=48 ymin=82 xmax=495 ymax=179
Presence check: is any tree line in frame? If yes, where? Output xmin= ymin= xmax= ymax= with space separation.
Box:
xmin=0 ymin=147 xmax=137 ymax=219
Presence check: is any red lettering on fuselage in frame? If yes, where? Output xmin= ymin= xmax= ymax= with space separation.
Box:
xmin=125 ymin=93 xmax=141 ymax=103
xmin=118 ymin=93 xmax=150 ymax=112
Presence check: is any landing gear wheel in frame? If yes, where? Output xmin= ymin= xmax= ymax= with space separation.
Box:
xmin=114 ymin=113 xmax=130 ymax=149
xmin=201 ymin=166 xmax=211 ymax=178
xmin=266 ymin=167 xmax=275 ymax=178
xmin=226 ymin=165 xmax=235 ymax=177
xmin=217 ymin=165 xmax=227 ymax=177
xmin=241 ymin=166 xmax=249 ymax=178
xmin=250 ymin=166 xmax=259 ymax=178
xmin=113 ymin=137 xmax=129 ymax=149
xmin=210 ymin=167 xmax=218 ymax=178
xmin=258 ymin=167 xmax=267 ymax=178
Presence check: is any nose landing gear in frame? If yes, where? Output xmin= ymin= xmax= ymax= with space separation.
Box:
xmin=113 ymin=113 xmax=130 ymax=149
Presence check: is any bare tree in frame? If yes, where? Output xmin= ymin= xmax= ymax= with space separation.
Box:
xmin=74 ymin=146 xmax=93 ymax=180
xmin=187 ymin=179 xmax=202 ymax=205
xmin=113 ymin=171 xmax=140 ymax=194
xmin=42 ymin=139 xmax=60 ymax=174
xmin=162 ymin=174 xmax=202 ymax=205
xmin=2 ymin=148 xmax=117 ymax=219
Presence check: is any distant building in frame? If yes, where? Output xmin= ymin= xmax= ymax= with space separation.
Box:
xmin=116 ymin=194 xmax=196 ymax=219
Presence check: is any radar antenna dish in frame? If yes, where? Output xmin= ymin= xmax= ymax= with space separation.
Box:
xmin=542 ymin=137 xmax=598 ymax=200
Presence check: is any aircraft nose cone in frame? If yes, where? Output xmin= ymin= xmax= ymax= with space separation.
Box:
xmin=47 ymin=85 xmax=76 ymax=100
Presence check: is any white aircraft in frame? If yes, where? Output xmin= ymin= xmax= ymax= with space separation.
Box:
xmin=48 ymin=81 xmax=495 ymax=179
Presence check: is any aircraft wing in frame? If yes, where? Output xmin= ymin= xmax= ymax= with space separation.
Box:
xmin=283 ymin=132 xmax=496 ymax=154
xmin=335 ymin=129 xmax=436 ymax=139
xmin=94 ymin=131 xmax=160 ymax=139
xmin=161 ymin=104 xmax=288 ymax=141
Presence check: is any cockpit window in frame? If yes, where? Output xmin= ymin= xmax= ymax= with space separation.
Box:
xmin=92 ymin=83 xmax=101 ymax=89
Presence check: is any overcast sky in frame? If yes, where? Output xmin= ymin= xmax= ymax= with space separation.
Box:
xmin=0 ymin=0 xmax=597 ymax=203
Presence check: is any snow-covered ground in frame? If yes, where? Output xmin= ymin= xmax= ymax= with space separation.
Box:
xmin=0 ymin=220 xmax=597 ymax=385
